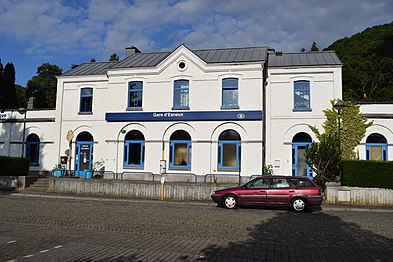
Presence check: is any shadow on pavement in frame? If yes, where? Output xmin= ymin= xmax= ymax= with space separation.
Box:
xmin=199 ymin=210 xmax=393 ymax=261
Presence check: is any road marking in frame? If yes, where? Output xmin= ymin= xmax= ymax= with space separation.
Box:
xmin=7 ymin=240 xmax=16 ymax=244
xmin=53 ymin=245 xmax=63 ymax=249
xmin=6 ymin=260 xmax=17 ymax=262
xmin=39 ymin=249 xmax=50 ymax=253
xmin=23 ymin=255 xmax=34 ymax=258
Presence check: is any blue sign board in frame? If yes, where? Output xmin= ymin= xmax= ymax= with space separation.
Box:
xmin=106 ymin=110 xmax=262 ymax=122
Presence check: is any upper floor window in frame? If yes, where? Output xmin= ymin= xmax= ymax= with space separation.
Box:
xmin=26 ymin=133 xmax=40 ymax=166
xmin=80 ymin=88 xmax=93 ymax=113
xmin=169 ymin=130 xmax=191 ymax=169
xmin=124 ymin=130 xmax=145 ymax=167
xmin=294 ymin=81 xmax=310 ymax=111
xmin=173 ymin=80 xmax=189 ymax=109
xmin=366 ymin=133 xmax=388 ymax=161
xmin=218 ymin=129 xmax=241 ymax=170
xmin=128 ymin=81 xmax=143 ymax=109
xmin=222 ymin=78 xmax=238 ymax=108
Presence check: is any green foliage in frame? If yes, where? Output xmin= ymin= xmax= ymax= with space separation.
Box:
xmin=325 ymin=22 xmax=393 ymax=101
xmin=109 ymin=53 xmax=120 ymax=61
xmin=310 ymin=99 xmax=372 ymax=160
xmin=26 ymin=63 xmax=62 ymax=108
xmin=15 ymin=84 xmax=27 ymax=108
xmin=0 ymin=156 xmax=29 ymax=176
xmin=342 ymin=160 xmax=393 ymax=189
xmin=310 ymin=41 xmax=319 ymax=51
xmin=0 ymin=62 xmax=18 ymax=109
xmin=305 ymin=133 xmax=342 ymax=186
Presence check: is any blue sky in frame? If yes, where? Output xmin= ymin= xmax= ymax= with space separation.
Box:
xmin=0 ymin=0 xmax=392 ymax=87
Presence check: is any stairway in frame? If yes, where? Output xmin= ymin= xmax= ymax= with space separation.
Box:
xmin=24 ymin=177 xmax=49 ymax=193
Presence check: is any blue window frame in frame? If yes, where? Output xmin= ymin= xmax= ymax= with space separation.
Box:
xmin=218 ymin=130 xmax=241 ymax=170
xmin=128 ymin=81 xmax=143 ymax=108
xmin=124 ymin=130 xmax=145 ymax=167
xmin=173 ymin=80 xmax=189 ymax=109
xmin=80 ymin=88 xmax=93 ymax=113
xmin=366 ymin=133 xmax=388 ymax=161
xmin=294 ymin=81 xmax=310 ymax=110
xmin=169 ymin=130 xmax=191 ymax=169
xmin=26 ymin=134 xmax=40 ymax=166
xmin=222 ymin=78 xmax=238 ymax=108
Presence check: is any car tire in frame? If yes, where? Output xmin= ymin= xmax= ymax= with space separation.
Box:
xmin=223 ymin=195 xmax=238 ymax=209
xmin=291 ymin=198 xmax=307 ymax=212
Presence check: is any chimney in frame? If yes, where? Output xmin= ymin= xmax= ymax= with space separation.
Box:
xmin=27 ymin=97 xmax=35 ymax=110
xmin=125 ymin=46 xmax=141 ymax=57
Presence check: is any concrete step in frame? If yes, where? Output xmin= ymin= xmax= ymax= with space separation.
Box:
xmin=25 ymin=178 xmax=49 ymax=192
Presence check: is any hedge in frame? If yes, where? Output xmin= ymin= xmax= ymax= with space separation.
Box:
xmin=0 ymin=156 xmax=29 ymax=176
xmin=342 ymin=160 xmax=393 ymax=190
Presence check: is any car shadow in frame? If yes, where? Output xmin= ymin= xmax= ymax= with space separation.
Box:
xmin=199 ymin=209 xmax=393 ymax=261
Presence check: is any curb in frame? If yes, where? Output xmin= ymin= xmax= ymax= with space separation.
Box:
xmin=6 ymin=192 xmax=393 ymax=213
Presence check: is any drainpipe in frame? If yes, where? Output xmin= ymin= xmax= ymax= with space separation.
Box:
xmin=262 ymin=64 xmax=267 ymax=174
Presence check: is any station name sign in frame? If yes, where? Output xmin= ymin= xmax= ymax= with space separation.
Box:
xmin=0 ymin=112 xmax=9 ymax=120
xmin=106 ymin=110 xmax=262 ymax=122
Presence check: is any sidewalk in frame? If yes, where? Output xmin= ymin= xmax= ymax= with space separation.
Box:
xmin=3 ymin=189 xmax=393 ymax=213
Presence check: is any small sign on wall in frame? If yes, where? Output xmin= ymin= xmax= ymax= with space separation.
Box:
xmin=160 ymin=160 xmax=167 ymax=174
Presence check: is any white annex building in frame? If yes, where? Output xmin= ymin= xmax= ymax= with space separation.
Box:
xmin=0 ymin=44 xmax=392 ymax=181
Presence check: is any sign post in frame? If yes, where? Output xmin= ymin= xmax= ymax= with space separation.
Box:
xmin=66 ymin=130 xmax=74 ymax=176
xmin=160 ymin=141 xmax=166 ymax=200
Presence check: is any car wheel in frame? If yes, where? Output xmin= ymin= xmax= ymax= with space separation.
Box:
xmin=291 ymin=198 xmax=307 ymax=212
xmin=223 ymin=195 xmax=238 ymax=209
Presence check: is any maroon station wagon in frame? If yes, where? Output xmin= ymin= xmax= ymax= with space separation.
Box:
xmin=211 ymin=176 xmax=322 ymax=212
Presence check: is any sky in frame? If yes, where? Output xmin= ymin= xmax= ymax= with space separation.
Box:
xmin=0 ymin=0 xmax=392 ymax=87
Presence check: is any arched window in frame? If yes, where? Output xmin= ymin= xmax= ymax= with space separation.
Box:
xmin=124 ymin=130 xmax=145 ymax=167
xmin=26 ymin=134 xmax=40 ymax=166
xmin=218 ymin=130 xmax=241 ymax=170
xmin=170 ymin=130 xmax=191 ymax=169
xmin=292 ymin=132 xmax=312 ymax=178
xmin=366 ymin=133 xmax=388 ymax=161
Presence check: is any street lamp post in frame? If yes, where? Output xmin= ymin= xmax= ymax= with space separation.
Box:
xmin=18 ymin=108 xmax=27 ymax=158
xmin=334 ymin=101 xmax=345 ymax=184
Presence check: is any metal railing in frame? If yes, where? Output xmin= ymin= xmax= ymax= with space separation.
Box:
xmin=165 ymin=172 xmax=197 ymax=183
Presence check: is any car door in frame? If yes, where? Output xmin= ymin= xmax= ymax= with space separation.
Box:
xmin=266 ymin=178 xmax=296 ymax=204
xmin=238 ymin=177 xmax=269 ymax=205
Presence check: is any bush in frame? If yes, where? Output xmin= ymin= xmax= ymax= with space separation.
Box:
xmin=0 ymin=156 xmax=29 ymax=176
xmin=342 ymin=160 xmax=393 ymax=189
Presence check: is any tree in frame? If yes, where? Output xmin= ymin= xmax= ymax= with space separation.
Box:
xmin=26 ymin=63 xmax=62 ymax=108
xmin=305 ymin=133 xmax=342 ymax=186
xmin=310 ymin=41 xmax=319 ymax=51
xmin=0 ymin=59 xmax=4 ymax=108
xmin=15 ymin=84 xmax=27 ymax=108
xmin=109 ymin=53 xmax=119 ymax=61
xmin=90 ymin=58 xmax=96 ymax=62
xmin=309 ymin=99 xmax=372 ymax=160
xmin=3 ymin=62 xmax=18 ymax=109
xmin=300 ymin=48 xmax=305 ymax=52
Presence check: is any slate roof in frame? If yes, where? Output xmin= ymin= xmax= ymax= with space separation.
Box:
xmin=62 ymin=62 xmax=117 ymax=76
xmin=268 ymin=51 xmax=342 ymax=67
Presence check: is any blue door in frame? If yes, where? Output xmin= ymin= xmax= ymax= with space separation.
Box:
xmin=292 ymin=143 xmax=312 ymax=179
xmin=75 ymin=142 xmax=93 ymax=177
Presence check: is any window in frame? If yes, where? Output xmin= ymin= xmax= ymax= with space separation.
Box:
xmin=124 ymin=130 xmax=145 ymax=167
xmin=294 ymin=81 xmax=310 ymax=110
xmin=270 ymin=178 xmax=290 ymax=188
xmin=170 ymin=130 xmax=191 ymax=169
xmin=80 ymin=88 xmax=93 ymax=113
xmin=366 ymin=133 xmax=388 ymax=161
xmin=173 ymin=80 xmax=189 ymax=109
xmin=248 ymin=178 xmax=268 ymax=189
xmin=218 ymin=130 xmax=241 ymax=170
xmin=222 ymin=78 xmax=238 ymax=108
xmin=128 ymin=81 xmax=143 ymax=108
xmin=26 ymin=134 xmax=40 ymax=166
xmin=289 ymin=178 xmax=314 ymax=187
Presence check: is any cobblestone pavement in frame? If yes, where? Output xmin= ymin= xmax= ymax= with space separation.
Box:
xmin=0 ymin=195 xmax=392 ymax=262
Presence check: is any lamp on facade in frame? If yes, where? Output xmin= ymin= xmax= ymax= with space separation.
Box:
xmin=333 ymin=101 xmax=345 ymax=183
xmin=18 ymin=108 xmax=27 ymax=158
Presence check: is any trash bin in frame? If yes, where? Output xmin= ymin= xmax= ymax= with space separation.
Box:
xmin=85 ymin=170 xmax=93 ymax=179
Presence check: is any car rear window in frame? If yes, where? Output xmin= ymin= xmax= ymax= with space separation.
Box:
xmin=289 ymin=178 xmax=314 ymax=187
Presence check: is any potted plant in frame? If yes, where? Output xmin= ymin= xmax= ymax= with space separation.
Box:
xmin=54 ymin=164 xmax=64 ymax=177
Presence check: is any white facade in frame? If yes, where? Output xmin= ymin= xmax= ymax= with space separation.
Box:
xmin=1 ymin=44 xmax=392 ymax=179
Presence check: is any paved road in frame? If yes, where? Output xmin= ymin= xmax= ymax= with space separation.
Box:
xmin=0 ymin=195 xmax=392 ymax=262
